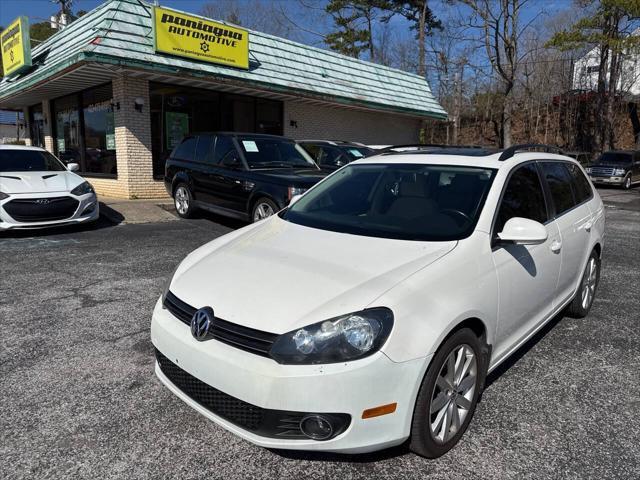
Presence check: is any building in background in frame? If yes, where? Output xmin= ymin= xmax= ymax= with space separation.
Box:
xmin=0 ymin=110 xmax=26 ymax=144
xmin=0 ymin=0 xmax=446 ymax=199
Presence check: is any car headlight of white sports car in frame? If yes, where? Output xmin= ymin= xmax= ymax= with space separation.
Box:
xmin=269 ymin=308 xmax=394 ymax=364
xmin=71 ymin=181 xmax=95 ymax=196
xmin=0 ymin=191 xmax=9 ymax=200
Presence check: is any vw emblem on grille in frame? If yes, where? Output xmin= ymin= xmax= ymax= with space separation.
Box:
xmin=191 ymin=307 xmax=213 ymax=341
xmin=35 ymin=199 xmax=51 ymax=205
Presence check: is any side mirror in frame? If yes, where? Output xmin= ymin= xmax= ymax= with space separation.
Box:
xmin=289 ymin=194 xmax=302 ymax=206
xmin=497 ymin=217 xmax=548 ymax=245
xmin=67 ymin=163 xmax=80 ymax=172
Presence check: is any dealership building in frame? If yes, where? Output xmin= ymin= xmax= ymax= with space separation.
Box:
xmin=0 ymin=0 xmax=446 ymax=199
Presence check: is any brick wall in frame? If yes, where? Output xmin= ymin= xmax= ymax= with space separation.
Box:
xmin=109 ymin=75 xmax=167 ymax=199
xmin=42 ymin=100 xmax=54 ymax=153
xmin=283 ymin=101 xmax=422 ymax=144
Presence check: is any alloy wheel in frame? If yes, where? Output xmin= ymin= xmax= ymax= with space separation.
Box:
xmin=429 ymin=344 xmax=477 ymax=444
xmin=625 ymin=177 xmax=631 ymax=189
xmin=253 ymin=202 xmax=274 ymax=221
xmin=175 ymin=186 xmax=189 ymax=215
xmin=581 ymin=257 xmax=598 ymax=310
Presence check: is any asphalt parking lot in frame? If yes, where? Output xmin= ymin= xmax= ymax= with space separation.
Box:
xmin=1 ymin=187 xmax=639 ymax=480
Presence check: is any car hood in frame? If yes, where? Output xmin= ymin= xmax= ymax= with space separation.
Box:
xmin=170 ymin=216 xmax=456 ymax=334
xmin=0 ymin=170 xmax=83 ymax=194
xmin=251 ymin=168 xmax=327 ymax=186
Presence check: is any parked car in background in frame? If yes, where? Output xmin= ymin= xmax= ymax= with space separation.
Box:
xmin=165 ymin=133 xmax=327 ymax=222
xmin=152 ymin=145 xmax=604 ymax=458
xmin=586 ymin=150 xmax=640 ymax=189
xmin=0 ymin=145 xmax=98 ymax=230
xmin=298 ymin=140 xmax=375 ymax=171
xmin=564 ymin=151 xmax=591 ymax=166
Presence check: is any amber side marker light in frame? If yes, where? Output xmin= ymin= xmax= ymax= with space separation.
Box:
xmin=362 ymin=403 xmax=397 ymax=419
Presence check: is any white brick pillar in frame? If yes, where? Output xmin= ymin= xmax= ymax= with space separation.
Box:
xmin=21 ymin=107 xmax=32 ymax=146
xmin=112 ymin=74 xmax=153 ymax=199
xmin=42 ymin=99 xmax=55 ymax=153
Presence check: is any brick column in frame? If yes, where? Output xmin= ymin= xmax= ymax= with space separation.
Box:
xmin=112 ymin=74 xmax=164 ymax=199
xmin=42 ymin=99 xmax=55 ymax=153
xmin=22 ymin=107 xmax=32 ymax=146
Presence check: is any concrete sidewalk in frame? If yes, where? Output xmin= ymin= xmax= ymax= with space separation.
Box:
xmin=99 ymin=196 xmax=177 ymax=224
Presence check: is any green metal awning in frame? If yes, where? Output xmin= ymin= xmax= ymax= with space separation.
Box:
xmin=0 ymin=0 xmax=447 ymax=120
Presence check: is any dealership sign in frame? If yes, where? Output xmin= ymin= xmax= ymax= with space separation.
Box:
xmin=1 ymin=16 xmax=32 ymax=76
xmin=153 ymin=6 xmax=249 ymax=70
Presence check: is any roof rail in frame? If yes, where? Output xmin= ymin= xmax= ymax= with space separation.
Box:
xmin=498 ymin=144 xmax=564 ymax=161
xmin=379 ymin=143 xmax=487 ymax=153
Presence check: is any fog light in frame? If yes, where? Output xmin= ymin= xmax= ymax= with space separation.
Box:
xmin=299 ymin=414 xmax=334 ymax=440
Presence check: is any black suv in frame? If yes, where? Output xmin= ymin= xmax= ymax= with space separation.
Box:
xmin=298 ymin=140 xmax=375 ymax=171
xmin=586 ymin=150 xmax=640 ymax=189
xmin=165 ymin=133 xmax=327 ymax=222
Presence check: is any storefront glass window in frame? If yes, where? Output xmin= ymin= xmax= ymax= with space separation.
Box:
xmin=28 ymin=104 xmax=45 ymax=148
xmin=53 ymin=94 xmax=82 ymax=165
xmin=82 ymin=84 xmax=116 ymax=175
xmin=52 ymin=83 xmax=116 ymax=176
xmin=150 ymin=82 xmax=283 ymax=178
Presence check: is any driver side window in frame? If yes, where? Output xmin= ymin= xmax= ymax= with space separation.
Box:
xmin=496 ymin=163 xmax=548 ymax=233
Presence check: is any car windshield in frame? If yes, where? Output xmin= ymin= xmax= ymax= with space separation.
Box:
xmin=282 ymin=163 xmax=497 ymax=241
xmin=596 ymin=152 xmax=632 ymax=165
xmin=237 ymin=136 xmax=317 ymax=169
xmin=0 ymin=150 xmax=66 ymax=172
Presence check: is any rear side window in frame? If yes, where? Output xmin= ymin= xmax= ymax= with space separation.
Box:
xmin=214 ymin=136 xmax=241 ymax=166
xmin=172 ymin=136 xmax=197 ymax=162
xmin=540 ymin=162 xmax=576 ymax=216
xmin=496 ymin=163 xmax=548 ymax=233
xmin=566 ymin=163 xmax=593 ymax=204
xmin=195 ymin=135 xmax=214 ymax=163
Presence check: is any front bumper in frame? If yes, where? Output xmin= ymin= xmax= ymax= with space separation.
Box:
xmin=151 ymin=297 xmax=430 ymax=453
xmin=589 ymin=175 xmax=625 ymax=186
xmin=0 ymin=192 xmax=99 ymax=230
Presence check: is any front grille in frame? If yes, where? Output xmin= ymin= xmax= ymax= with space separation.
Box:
xmin=155 ymin=348 xmax=350 ymax=439
xmin=156 ymin=348 xmax=264 ymax=430
xmin=3 ymin=196 xmax=79 ymax=222
xmin=589 ymin=166 xmax=615 ymax=177
xmin=163 ymin=291 xmax=278 ymax=358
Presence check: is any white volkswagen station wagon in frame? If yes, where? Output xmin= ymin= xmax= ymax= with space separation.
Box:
xmin=151 ymin=145 xmax=604 ymax=458
xmin=0 ymin=145 xmax=98 ymax=230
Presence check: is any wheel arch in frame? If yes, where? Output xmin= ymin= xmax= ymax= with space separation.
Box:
xmin=171 ymin=172 xmax=192 ymax=197
xmin=247 ymin=191 xmax=283 ymax=216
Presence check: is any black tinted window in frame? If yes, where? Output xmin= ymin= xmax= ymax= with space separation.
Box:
xmin=566 ymin=163 xmax=593 ymax=204
xmin=597 ymin=152 xmax=632 ymax=164
xmin=214 ymin=136 xmax=241 ymax=167
xmin=173 ymin=137 xmax=197 ymax=161
xmin=541 ymin=162 xmax=576 ymax=215
xmin=237 ymin=136 xmax=315 ymax=169
xmin=0 ymin=150 xmax=66 ymax=172
xmin=195 ymin=135 xmax=214 ymax=163
xmin=496 ymin=163 xmax=548 ymax=233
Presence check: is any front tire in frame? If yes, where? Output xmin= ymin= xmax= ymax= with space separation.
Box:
xmin=409 ymin=328 xmax=486 ymax=458
xmin=174 ymin=183 xmax=196 ymax=219
xmin=623 ymin=175 xmax=632 ymax=190
xmin=251 ymin=197 xmax=278 ymax=222
xmin=566 ymin=250 xmax=600 ymax=318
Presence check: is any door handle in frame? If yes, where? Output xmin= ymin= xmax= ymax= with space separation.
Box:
xmin=550 ymin=240 xmax=562 ymax=253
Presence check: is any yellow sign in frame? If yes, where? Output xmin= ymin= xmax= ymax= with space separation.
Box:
xmin=1 ymin=16 xmax=32 ymax=76
xmin=153 ymin=6 xmax=249 ymax=70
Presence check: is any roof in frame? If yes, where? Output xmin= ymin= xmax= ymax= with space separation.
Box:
xmin=355 ymin=151 xmax=577 ymax=170
xmin=0 ymin=144 xmax=45 ymax=150
xmin=0 ymin=0 xmax=446 ymax=120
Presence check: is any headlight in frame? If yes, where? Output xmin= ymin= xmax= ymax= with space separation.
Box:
xmin=71 ymin=181 xmax=95 ymax=196
xmin=269 ymin=308 xmax=393 ymax=364
xmin=161 ymin=262 xmax=181 ymax=306
xmin=613 ymin=168 xmax=626 ymax=176
xmin=288 ymin=186 xmax=307 ymax=200
xmin=0 ymin=191 xmax=8 ymax=200
xmin=585 ymin=167 xmax=592 ymax=174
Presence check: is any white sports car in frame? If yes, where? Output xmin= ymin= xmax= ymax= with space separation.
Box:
xmin=0 ymin=145 xmax=99 ymax=230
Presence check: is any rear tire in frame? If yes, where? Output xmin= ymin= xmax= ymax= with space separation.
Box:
xmin=174 ymin=183 xmax=196 ymax=219
xmin=409 ymin=328 xmax=486 ymax=458
xmin=566 ymin=250 xmax=600 ymax=318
